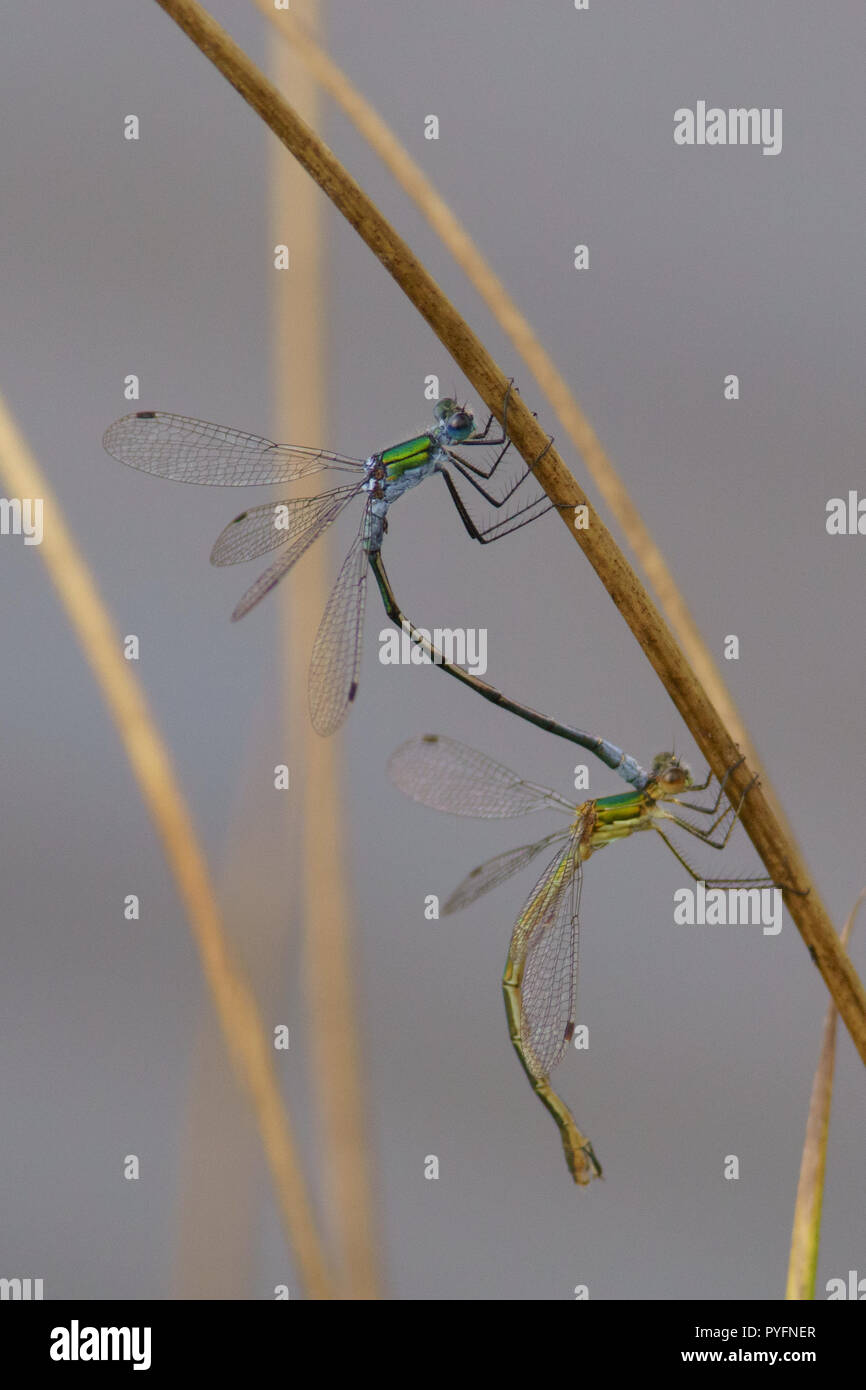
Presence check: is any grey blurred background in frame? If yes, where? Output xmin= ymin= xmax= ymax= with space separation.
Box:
xmin=1 ymin=0 xmax=864 ymax=1300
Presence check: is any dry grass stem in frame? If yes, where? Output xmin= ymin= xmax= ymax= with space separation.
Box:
xmin=786 ymin=889 xmax=866 ymax=1299
xmin=0 ymin=391 xmax=334 ymax=1300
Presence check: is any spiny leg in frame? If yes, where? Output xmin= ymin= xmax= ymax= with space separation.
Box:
xmin=673 ymin=758 xmax=747 ymax=815
xmin=656 ymin=775 xmax=782 ymax=888
xmin=444 ymin=414 xmax=554 ymax=502
xmin=675 ymin=754 xmax=744 ymax=797
xmin=653 ymin=827 xmax=777 ymax=888
xmin=439 ymin=430 xmax=556 ymax=542
xmin=661 ymin=801 xmax=747 ymax=851
xmin=447 ymin=455 xmax=536 ymax=508
xmin=661 ymin=780 xmax=806 ymax=897
xmin=469 ymin=497 xmax=555 ymax=542
xmin=659 ymin=773 xmax=760 ymax=849
xmin=447 ymin=439 xmax=556 ymax=517
xmin=449 ymin=436 xmax=513 ymax=478
xmin=440 ymin=468 xmax=553 ymax=545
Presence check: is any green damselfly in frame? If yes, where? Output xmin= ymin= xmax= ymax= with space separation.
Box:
xmin=389 ymin=733 xmax=771 ymax=1184
xmin=103 ymin=395 xmax=548 ymax=735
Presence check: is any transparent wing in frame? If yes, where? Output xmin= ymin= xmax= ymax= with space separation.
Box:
xmin=508 ymin=833 xmax=584 ymax=1080
xmin=443 ymin=830 xmax=571 ymax=914
xmin=228 ymin=487 xmax=361 ymax=621
xmin=388 ymin=734 xmax=573 ymax=818
xmin=308 ymin=514 xmax=369 ymax=736
xmin=103 ymin=412 xmax=364 ymax=485
xmin=210 ymin=484 xmax=361 ymax=566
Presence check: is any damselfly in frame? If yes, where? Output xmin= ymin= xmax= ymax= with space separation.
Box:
xmin=103 ymin=396 xmax=547 ymax=735
xmin=388 ymin=733 xmax=771 ymax=1184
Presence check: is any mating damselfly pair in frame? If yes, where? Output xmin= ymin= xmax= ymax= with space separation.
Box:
xmin=104 ymin=391 xmax=777 ymax=1186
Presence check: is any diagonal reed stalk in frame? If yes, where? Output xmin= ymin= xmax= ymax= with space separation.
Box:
xmin=785 ymin=889 xmax=865 ymax=1299
xmin=153 ymin=0 xmax=866 ymax=1067
xmin=0 ymin=392 xmax=334 ymax=1300
xmin=252 ymin=0 xmax=799 ymax=854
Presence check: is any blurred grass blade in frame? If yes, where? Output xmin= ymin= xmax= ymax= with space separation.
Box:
xmin=0 ymin=390 xmax=335 ymax=1300
xmin=786 ymin=889 xmax=865 ymax=1299
xmin=271 ymin=4 xmax=383 ymax=1299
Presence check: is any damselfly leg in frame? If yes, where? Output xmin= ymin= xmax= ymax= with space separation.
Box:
xmin=653 ymin=775 xmax=777 ymax=887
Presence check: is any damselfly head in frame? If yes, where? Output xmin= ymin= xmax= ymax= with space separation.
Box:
xmin=434 ymin=397 xmax=475 ymax=442
xmin=650 ymin=752 xmax=692 ymax=795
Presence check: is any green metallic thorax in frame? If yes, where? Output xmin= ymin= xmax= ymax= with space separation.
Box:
xmin=381 ymin=434 xmax=435 ymax=479
xmin=595 ymin=789 xmax=651 ymax=823
xmin=595 ymin=788 xmax=646 ymax=812
xmin=588 ymin=789 xmax=656 ymax=847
